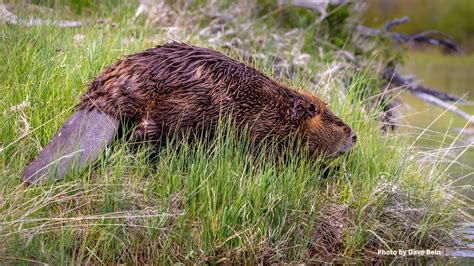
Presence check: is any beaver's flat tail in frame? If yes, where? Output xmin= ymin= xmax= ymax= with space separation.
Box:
xmin=22 ymin=108 xmax=118 ymax=184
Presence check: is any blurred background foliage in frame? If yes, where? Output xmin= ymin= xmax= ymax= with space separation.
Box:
xmin=28 ymin=0 xmax=125 ymax=14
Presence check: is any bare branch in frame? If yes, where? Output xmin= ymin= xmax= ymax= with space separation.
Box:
xmin=356 ymin=17 xmax=459 ymax=52
xmin=384 ymin=68 xmax=462 ymax=102
xmin=411 ymin=91 xmax=474 ymax=123
xmin=384 ymin=68 xmax=473 ymax=124
xmin=384 ymin=16 xmax=409 ymax=31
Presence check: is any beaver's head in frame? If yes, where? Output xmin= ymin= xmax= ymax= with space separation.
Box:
xmin=294 ymin=93 xmax=357 ymax=157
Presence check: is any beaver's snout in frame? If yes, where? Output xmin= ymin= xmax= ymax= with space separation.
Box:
xmin=351 ymin=132 xmax=357 ymax=144
xmin=337 ymin=129 xmax=357 ymax=155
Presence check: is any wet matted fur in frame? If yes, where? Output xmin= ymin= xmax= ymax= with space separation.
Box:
xmin=23 ymin=42 xmax=356 ymax=184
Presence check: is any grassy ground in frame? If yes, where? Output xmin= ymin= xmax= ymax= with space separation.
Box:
xmin=0 ymin=1 xmax=467 ymax=264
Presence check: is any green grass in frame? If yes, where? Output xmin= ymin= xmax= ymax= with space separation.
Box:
xmin=0 ymin=1 xmax=466 ymax=264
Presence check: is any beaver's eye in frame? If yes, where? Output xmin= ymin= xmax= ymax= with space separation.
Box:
xmin=335 ymin=121 xmax=344 ymax=127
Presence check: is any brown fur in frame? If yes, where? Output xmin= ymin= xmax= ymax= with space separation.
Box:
xmin=78 ymin=42 xmax=356 ymax=156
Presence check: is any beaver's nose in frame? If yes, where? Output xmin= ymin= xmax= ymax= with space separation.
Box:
xmin=351 ymin=133 xmax=357 ymax=143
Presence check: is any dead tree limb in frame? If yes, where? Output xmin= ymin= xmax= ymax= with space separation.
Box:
xmin=383 ymin=68 xmax=462 ymax=102
xmin=357 ymin=17 xmax=472 ymax=129
xmin=384 ymin=68 xmax=474 ymax=124
xmin=412 ymin=92 xmax=474 ymax=123
xmin=0 ymin=4 xmax=81 ymax=28
xmin=356 ymin=16 xmax=459 ymax=52
xmin=383 ymin=16 xmax=409 ymax=31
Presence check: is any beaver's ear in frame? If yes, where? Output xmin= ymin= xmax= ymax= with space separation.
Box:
xmin=293 ymin=99 xmax=319 ymax=121
xmin=307 ymin=103 xmax=319 ymax=116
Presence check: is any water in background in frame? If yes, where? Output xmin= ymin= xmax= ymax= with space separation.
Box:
xmin=398 ymin=51 xmax=474 ymax=202
xmin=362 ymin=0 xmax=473 ymax=202
xmin=362 ymin=1 xmax=474 ymax=260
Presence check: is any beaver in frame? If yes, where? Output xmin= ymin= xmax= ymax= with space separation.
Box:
xmin=22 ymin=42 xmax=357 ymax=184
